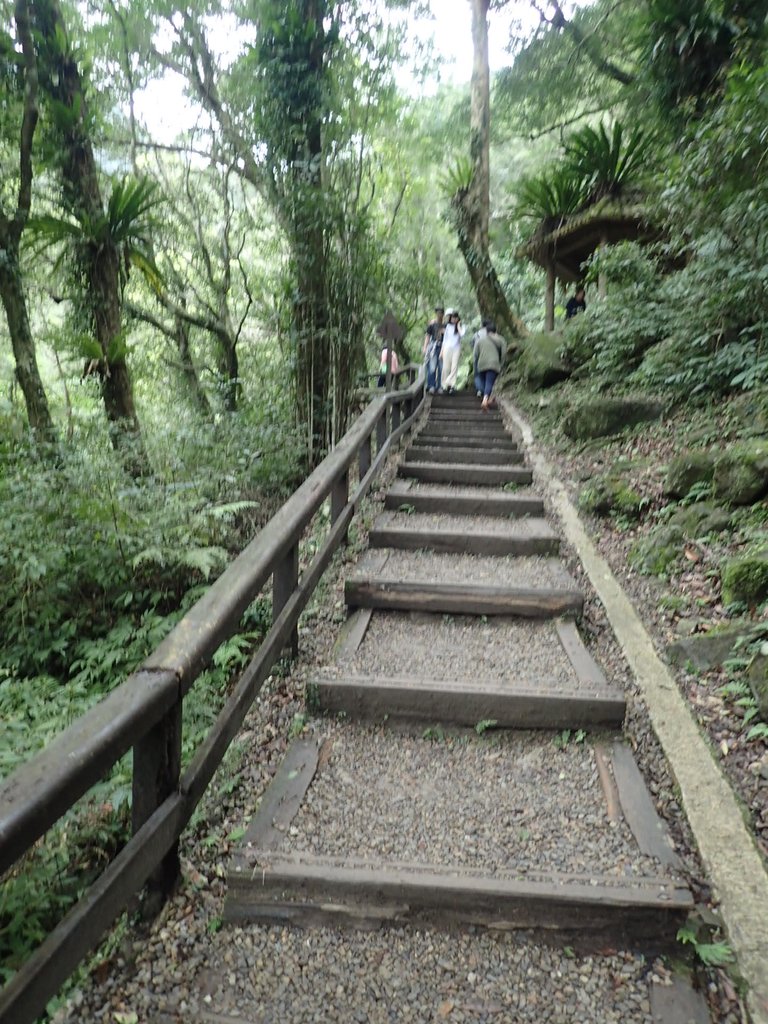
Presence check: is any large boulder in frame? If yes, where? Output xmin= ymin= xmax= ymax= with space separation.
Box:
xmin=663 ymin=451 xmax=717 ymax=499
xmin=518 ymin=332 xmax=571 ymax=391
xmin=562 ymin=397 xmax=665 ymax=441
xmin=713 ymin=442 xmax=768 ymax=506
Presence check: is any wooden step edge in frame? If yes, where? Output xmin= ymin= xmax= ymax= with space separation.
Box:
xmin=313 ymin=673 xmax=626 ymax=728
xmin=412 ymin=437 xmax=520 ymax=450
xmin=405 ymin=447 xmax=524 ymax=466
xmin=368 ymin=528 xmax=560 ymax=557
xmin=344 ymin=578 xmax=583 ymax=617
xmin=398 ymin=464 xmax=534 ymax=485
xmin=226 ymin=851 xmax=692 ymax=940
xmin=384 ymin=491 xmax=545 ymax=516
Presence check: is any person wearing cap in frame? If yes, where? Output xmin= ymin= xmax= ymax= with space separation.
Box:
xmin=441 ymin=309 xmax=465 ymax=394
xmin=423 ymin=305 xmax=445 ymax=394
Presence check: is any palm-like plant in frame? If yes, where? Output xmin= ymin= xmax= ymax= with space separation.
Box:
xmin=564 ymin=121 xmax=649 ymax=204
xmin=30 ymin=176 xmax=163 ymax=293
xmin=514 ymin=165 xmax=590 ymax=228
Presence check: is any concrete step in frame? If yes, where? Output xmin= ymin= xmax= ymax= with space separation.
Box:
xmin=398 ymin=462 xmax=533 ymax=487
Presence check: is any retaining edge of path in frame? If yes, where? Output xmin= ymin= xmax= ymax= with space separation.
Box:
xmin=502 ymin=397 xmax=768 ymax=1024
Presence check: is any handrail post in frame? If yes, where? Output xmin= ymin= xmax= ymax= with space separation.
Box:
xmin=376 ymin=407 xmax=388 ymax=452
xmin=391 ymin=399 xmax=401 ymax=433
xmin=331 ymin=468 xmax=349 ymax=543
xmin=358 ymin=431 xmax=372 ymax=480
xmin=273 ymin=543 xmax=299 ymax=656
xmin=132 ymin=702 xmax=182 ymax=914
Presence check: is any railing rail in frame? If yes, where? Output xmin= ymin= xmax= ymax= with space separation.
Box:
xmin=0 ymin=368 xmax=425 ymax=1024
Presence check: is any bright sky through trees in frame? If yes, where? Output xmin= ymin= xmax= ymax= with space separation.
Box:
xmin=134 ymin=2 xmax=586 ymax=138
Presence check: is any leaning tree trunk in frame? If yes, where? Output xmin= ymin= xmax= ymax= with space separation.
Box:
xmin=453 ymin=0 xmax=526 ymax=343
xmin=0 ymin=241 xmax=56 ymax=444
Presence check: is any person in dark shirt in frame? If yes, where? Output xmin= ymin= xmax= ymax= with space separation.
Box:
xmin=565 ymin=286 xmax=586 ymax=320
xmin=423 ymin=305 xmax=445 ymax=394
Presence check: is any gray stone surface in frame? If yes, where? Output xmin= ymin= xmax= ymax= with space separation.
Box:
xmin=562 ymin=398 xmax=665 ymax=441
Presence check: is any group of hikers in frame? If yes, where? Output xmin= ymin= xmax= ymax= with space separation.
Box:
xmin=378 ymin=288 xmax=586 ymax=405
xmin=423 ymin=304 xmax=506 ymax=411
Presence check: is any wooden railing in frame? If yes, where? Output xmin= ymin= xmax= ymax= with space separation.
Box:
xmin=0 ymin=368 xmax=425 ymax=1024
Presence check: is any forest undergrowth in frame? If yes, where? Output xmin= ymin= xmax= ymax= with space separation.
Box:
xmin=510 ymin=374 xmax=768 ymax=872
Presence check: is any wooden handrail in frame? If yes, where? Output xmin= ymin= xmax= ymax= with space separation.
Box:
xmin=0 ymin=368 xmax=425 ymax=1024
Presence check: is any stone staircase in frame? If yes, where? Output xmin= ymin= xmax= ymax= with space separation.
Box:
xmin=225 ymin=392 xmax=693 ymax=950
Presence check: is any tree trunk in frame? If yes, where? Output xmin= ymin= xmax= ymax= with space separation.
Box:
xmin=0 ymin=0 xmax=56 ymax=447
xmin=0 ymin=240 xmax=56 ymax=444
xmin=453 ymin=0 xmax=526 ymax=343
xmin=33 ymin=0 xmax=148 ymax=475
xmin=291 ymin=0 xmax=331 ymax=463
xmin=216 ymin=329 xmax=240 ymax=413
xmin=175 ymin=313 xmax=213 ymax=418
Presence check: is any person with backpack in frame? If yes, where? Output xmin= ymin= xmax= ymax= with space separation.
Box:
xmin=471 ymin=319 xmax=492 ymax=397
xmin=474 ymin=319 xmax=506 ymax=410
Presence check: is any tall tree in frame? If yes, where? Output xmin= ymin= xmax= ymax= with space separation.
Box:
xmin=0 ymin=0 xmax=56 ymax=444
xmin=449 ymin=0 xmax=525 ymax=341
xmin=151 ymin=1 xmax=403 ymax=462
xmin=32 ymin=0 xmax=150 ymax=474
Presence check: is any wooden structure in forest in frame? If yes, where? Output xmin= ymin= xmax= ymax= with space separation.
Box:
xmin=520 ymin=199 xmax=658 ymax=330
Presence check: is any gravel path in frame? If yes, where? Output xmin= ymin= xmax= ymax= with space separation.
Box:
xmin=340 ymin=612 xmax=579 ymax=684
xmin=121 ymin=922 xmax=664 ymax=1024
xmin=285 ymin=722 xmax=669 ymax=880
xmin=352 ymin=550 xmax=575 ymax=588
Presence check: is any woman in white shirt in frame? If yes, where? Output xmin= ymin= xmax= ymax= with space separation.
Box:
xmin=441 ymin=309 xmax=465 ymax=393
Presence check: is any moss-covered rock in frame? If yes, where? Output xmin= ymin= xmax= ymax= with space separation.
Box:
xmin=747 ymin=653 xmax=768 ymax=718
xmin=667 ymin=622 xmax=758 ymax=671
xmin=663 ymin=451 xmax=717 ymax=498
xmin=713 ymin=442 xmax=768 ymax=505
xmin=721 ymin=555 xmax=768 ymax=606
xmin=628 ymin=524 xmax=684 ymax=576
xmin=518 ymin=332 xmax=572 ymax=391
xmin=562 ymin=397 xmax=665 ymax=441
xmin=579 ymin=477 xmax=644 ymax=518
xmin=667 ymin=501 xmax=730 ymax=538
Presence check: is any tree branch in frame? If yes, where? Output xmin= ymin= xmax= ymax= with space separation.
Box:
xmin=530 ymin=0 xmax=635 ymax=86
